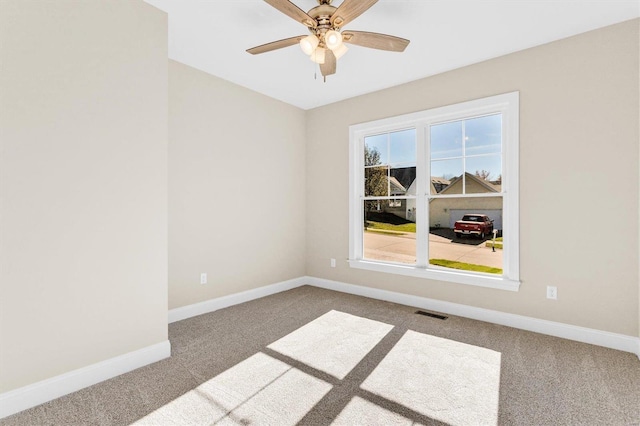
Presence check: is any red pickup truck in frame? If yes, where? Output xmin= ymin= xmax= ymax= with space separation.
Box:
xmin=454 ymin=214 xmax=494 ymax=239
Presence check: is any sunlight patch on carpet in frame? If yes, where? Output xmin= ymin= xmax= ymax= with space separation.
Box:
xmin=361 ymin=330 xmax=501 ymax=426
xmin=332 ymin=396 xmax=420 ymax=426
xmin=133 ymin=352 xmax=331 ymax=425
xmin=268 ymin=310 xmax=394 ymax=379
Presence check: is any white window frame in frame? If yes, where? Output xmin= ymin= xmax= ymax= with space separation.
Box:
xmin=348 ymin=92 xmax=520 ymax=291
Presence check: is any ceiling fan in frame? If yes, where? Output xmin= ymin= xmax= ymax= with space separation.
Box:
xmin=246 ymin=0 xmax=410 ymax=79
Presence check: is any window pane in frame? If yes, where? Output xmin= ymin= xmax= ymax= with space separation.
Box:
xmin=428 ymin=197 xmax=503 ymax=274
xmin=365 ymin=166 xmax=389 ymax=197
xmin=465 ymin=155 xmax=502 ymax=193
xmin=389 ymin=165 xmax=416 ymax=196
xmin=364 ymin=200 xmax=416 ymax=265
xmin=430 ymin=177 xmax=451 ymax=194
xmin=364 ymin=134 xmax=388 ymax=165
xmin=431 ymin=120 xmax=462 ymax=159
xmin=431 ymin=159 xmax=462 ymax=194
xmin=465 ymin=114 xmax=501 ymax=156
xmin=389 ymin=129 xmax=416 ymax=165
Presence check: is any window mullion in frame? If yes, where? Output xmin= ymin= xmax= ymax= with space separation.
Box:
xmin=462 ymin=120 xmax=466 ymax=194
xmin=415 ymin=124 xmax=428 ymax=268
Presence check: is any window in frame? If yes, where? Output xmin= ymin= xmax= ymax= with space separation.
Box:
xmin=349 ymin=92 xmax=519 ymax=291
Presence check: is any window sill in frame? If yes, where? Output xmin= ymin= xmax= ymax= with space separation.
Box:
xmin=348 ymin=259 xmax=520 ymax=292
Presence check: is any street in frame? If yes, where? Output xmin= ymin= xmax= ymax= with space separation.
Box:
xmin=363 ymin=231 xmax=502 ymax=269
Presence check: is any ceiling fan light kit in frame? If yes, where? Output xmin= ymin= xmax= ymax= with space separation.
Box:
xmin=324 ymin=30 xmax=343 ymax=50
xmin=247 ymin=0 xmax=410 ymax=79
xmin=310 ymin=47 xmax=326 ymax=64
xmin=300 ymin=34 xmax=319 ymax=55
xmin=303 ymin=30 xmax=342 ymax=64
xmin=332 ymin=43 xmax=349 ymax=60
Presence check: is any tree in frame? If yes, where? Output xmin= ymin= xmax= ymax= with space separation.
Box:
xmin=364 ymin=145 xmax=389 ymax=227
xmin=475 ymin=169 xmax=492 ymax=181
xmin=365 ymin=144 xmax=381 ymax=166
xmin=364 ymin=145 xmax=388 ymax=197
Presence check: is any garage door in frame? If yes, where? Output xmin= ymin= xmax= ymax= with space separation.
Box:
xmin=449 ymin=210 xmax=502 ymax=230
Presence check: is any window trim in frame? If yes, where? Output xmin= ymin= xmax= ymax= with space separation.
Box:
xmin=348 ymin=92 xmax=520 ymax=291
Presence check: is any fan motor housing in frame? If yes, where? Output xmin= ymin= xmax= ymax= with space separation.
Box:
xmin=308 ymin=4 xmax=337 ymax=33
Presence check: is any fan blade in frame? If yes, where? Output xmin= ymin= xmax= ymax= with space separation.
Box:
xmin=320 ymin=49 xmax=337 ymax=77
xmin=247 ymin=36 xmax=305 ymax=55
xmin=264 ymin=0 xmax=317 ymax=28
xmin=330 ymin=0 xmax=378 ymax=28
xmin=342 ymin=31 xmax=410 ymax=52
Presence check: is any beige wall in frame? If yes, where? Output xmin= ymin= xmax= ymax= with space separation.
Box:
xmin=0 ymin=2 xmax=636 ymax=402
xmin=168 ymin=61 xmax=306 ymax=309
xmin=306 ymin=19 xmax=640 ymax=336
xmin=0 ymin=0 xmax=168 ymax=393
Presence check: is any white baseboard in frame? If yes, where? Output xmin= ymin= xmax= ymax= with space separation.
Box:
xmin=0 ymin=340 xmax=171 ymax=420
xmin=3 ymin=276 xmax=637 ymax=420
xmin=305 ymin=276 xmax=640 ymax=358
xmin=168 ymin=275 xmax=639 ymax=358
xmin=168 ymin=277 xmax=308 ymax=323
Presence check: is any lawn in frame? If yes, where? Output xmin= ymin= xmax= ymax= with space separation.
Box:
xmin=429 ymin=259 xmax=503 ymax=274
xmin=365 ymin=220 xmax=416 ymax=233
xmin=486 ymin=236 xmax=503 ymax=249
xmin=365 ymin=212 xmax=416 ymax=233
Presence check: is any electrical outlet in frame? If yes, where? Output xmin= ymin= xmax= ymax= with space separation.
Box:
xmin=200 ymin=273 xmax=207 ymax=285
xmin=546 ymin=286 xmax=557 ymax=300
xmin=330 ymin=258 xmax=336 ymax=268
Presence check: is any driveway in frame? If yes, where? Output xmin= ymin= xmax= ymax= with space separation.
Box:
xmin=363 ymin=231 xmax=502 ymax=269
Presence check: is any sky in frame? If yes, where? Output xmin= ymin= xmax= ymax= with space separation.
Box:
xmin=365 ymin=114 xmax=502 ymax=182
xmin=365 ymin=129 xmax=416 ymax=167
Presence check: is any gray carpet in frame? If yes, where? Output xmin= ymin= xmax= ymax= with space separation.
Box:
xmin=1 ymin=285 xmax=639 ymax=425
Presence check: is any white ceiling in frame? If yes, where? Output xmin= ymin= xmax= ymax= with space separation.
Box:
xmin=145 ymin=0 xmax=639 ymax=110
